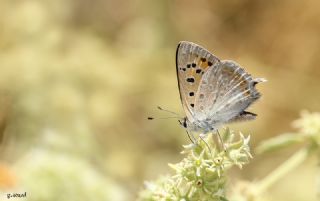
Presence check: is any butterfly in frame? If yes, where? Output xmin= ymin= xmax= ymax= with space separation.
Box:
xmin=176 ymin=41 xmax=266 ymax=140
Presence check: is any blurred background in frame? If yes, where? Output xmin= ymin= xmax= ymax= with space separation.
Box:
xmin=0 ymin=0 xmax=319 ymax=200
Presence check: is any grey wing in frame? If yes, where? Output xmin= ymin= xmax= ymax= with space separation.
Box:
xmin=194 ymin=60 xmax=266 ymax=124
xmin=176 ymin=41 xmax=220 ymax=122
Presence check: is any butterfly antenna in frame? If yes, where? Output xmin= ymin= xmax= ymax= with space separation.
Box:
xmin=157 ymin=106 xmax=181 ymax=117
xmin=148 ymin=106 xmax=183 ymax=120
xmin=147 ymin=116 xmax=181 ymax=120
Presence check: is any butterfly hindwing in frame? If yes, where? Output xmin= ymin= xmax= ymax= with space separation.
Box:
xmin=194 ymin=60 xmax=264 ymax=124
xmin=228 ymin=111 xmax=257 ymax=122
xmin=176 ymin=41 xmax=220 ymax=122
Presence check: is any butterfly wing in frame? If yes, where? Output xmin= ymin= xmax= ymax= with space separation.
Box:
xmin=176 ymin=41 xmax=220 ymax=122
xmin=228 ymin=111 xmax=257 ymax=122
xmin=194 ymin=60 xmax=266 ymax=124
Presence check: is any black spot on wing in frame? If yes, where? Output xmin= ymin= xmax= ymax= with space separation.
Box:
xmin=186 ymin=77 xmax=195 ymax=83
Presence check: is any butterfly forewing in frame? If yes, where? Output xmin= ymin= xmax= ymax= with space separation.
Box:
xmin=176 ymin=41 xmax=220 ymax=122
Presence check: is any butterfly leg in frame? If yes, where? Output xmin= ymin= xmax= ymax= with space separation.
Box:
xmin=186 ymin=130 xmax=197 ymax=144
xmin=216 ymin=130 xmax=227 ymax=151
xmin=199 ymin=133 xmax=212 ymax=157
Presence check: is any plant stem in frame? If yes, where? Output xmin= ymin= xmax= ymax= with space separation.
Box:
xmin=254 ymin=147 xmax=310 ymax=195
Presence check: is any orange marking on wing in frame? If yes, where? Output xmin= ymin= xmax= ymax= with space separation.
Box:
xmin=200 ymin=61 xmax=209 ymax=69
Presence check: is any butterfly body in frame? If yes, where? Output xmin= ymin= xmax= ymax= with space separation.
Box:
xmin=176 ymin=41 xmax=266 ymax=136
xmin=180 ymin=117 xmax=218 ymax=134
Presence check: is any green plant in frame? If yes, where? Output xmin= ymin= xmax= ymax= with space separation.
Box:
xmin=229 ymin=111 xmax=320 ymax=201
xmin=138 ymin=128 xmax=252 ymax=201
xmin=138 ymin=111 xmax=320 ymax=201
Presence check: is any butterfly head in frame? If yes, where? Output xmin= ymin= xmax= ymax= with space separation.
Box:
xmin=178 ymin=117 xmax=188 ymax=128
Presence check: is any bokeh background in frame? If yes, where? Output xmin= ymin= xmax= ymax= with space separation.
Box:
xmin=0 ymin=0 xmax=320 ymax=200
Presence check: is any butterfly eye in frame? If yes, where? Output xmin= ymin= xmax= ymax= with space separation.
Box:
xmin=189 ymin=92 xmax=194 ymax=96
xmin=179 ymin=119 xmax=187 ymax=128
xmin=183 ymin=120 xmax=187 ymax=128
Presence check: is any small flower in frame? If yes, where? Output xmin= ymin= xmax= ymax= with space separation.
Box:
xmin=293 ymin=111 xmax=320 ymax=135
xmin=138 ymin=128 xmax=252 ymax=201
xmin=293 ymin=111 xmax=320 ymax=145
